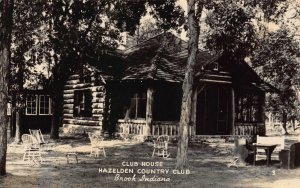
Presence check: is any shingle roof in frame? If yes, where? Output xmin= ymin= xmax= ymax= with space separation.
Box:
xmin=87 ymin=32 xmax=276 ymax=92
xmin=120 ymin=32 xmax=277 ymax=92
xmin=122 ymin=32 xmax=218 ymax=82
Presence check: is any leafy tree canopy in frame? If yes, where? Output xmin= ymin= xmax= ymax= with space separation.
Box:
xmin=203 ymin=0 xmax=288 ymax=60
xmin=10 ymin=0 xmax=46 ymax=91
xmin=252 ymin=28 xmax=300 ymax=121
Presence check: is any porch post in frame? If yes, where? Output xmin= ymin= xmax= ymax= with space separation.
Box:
xmin=145 ymin=85 xmax=154 ymax=136
xmin=259 ymin=92 xmax=266 ymax=135
xmin=230 ymin=87 xmax=235 ymax=135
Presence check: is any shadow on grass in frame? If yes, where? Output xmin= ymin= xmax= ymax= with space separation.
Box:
xmin=5 ymin=136 xmax=293 ymax=188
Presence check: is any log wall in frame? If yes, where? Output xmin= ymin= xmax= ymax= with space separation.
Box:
xmin=62 ymin=73 xmax=106 ymax=134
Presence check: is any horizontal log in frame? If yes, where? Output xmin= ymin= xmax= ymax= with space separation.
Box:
xmin=66 ymin=79 xmax=80 ymax=85
xmin=69 ymin=116 xmax=102 ymax=121
xmin=63 ymin=109 xmax=73 ymax=114
xmin=92 ymin=92 xmax=104 ymax=98
xmin=92 ymin=114 xmax=104 ymax=118
xmin=69 ymin=75 xmax=80 ymax=80
xmin=64 ymin=90 xmax=74 ymax=95
xmin=64 ymin=99 xmax=74 ymax=104
xmin=63 ymin=119 xmax=102 ymax=126
xmin=63 ymin=113 xmax=73 ymax=118
xmin=92 ymin=98 xmax=104 ymax=103
xmin=91 ymin=86 xmax=105 ymax=92
xmin=64 ymin=94 xmax=74 ymax=100
xmin=64 ymin=83 xmax=91 ymax=90
xmin=92 ymin=109 xmax=104 ymax=114
xmin=63 ymin=104 xmax=73 ymax=108
xmin=63 ymin=118 xmax=100 ymax=124
xmin=92 ymin=103 xmax=104 ymax=109
xmin=63 ymin=123 xmax=103 ymax=128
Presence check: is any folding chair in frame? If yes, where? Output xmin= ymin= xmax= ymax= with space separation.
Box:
xmin=152 ymin=135 xmax=170 ymax=158
xmin=21 ymin=134 xmax=42 ymax=166
xmin=88 ymin=133 xmax=106 ymax=157
xmin=29 ymin=129 xmax=46 ymax=145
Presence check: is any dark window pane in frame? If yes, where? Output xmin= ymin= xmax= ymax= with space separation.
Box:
xmin=73 ymin=90 xmax=92 ymax=117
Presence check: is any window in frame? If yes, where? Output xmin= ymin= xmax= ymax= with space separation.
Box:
xmin=128 ymin=92 xmax=146 ymax=119
xmin=153 ymin=85 xmax=182 ymax=121
xmin=39 ymin=95 xmax=51 ymax=115
xmin=26 ymin=95 xmax=38 ymax=115
xmin=236 ymin=93 xmax=259 ymax=122
xmin=73 ymin=89 xmax=92 ymax=117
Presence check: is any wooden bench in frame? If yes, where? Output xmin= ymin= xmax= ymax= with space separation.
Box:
xmin=256 ymin=135 xmax=285 ymax=156
xmin=255 ymin=136 xmax=300 ymax=167
xmin=253 ymin=135 xmax=285 ymax=166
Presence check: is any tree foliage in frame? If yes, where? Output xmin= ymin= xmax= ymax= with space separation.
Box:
xmin=204 ymin=0 xmax=288 ymax=60
xmin=111 ymin=0 xmax=184 ymax=34
xmin=252 ymin=28 xmax=300 ymax=134
xmin=205 ymin=1 xmax=257 ymax=59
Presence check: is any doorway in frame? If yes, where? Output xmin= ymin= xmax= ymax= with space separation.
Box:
xmin=196 ymin=85 xmax=230 ymax=135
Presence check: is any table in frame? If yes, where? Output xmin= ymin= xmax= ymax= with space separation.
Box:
xmin=252 ymin=144 xmax=278 ymax=167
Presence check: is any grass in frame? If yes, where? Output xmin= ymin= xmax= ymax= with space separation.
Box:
xmin=1 ymin=135 xmax=300 ymax=188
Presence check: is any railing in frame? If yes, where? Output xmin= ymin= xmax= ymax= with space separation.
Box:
xmin=117 ymin=120 xmax=182 ymax=136
xmin=234 ymin=122 xmax=265 ymax=135
xmin=152 ymin=121 xmax=180 ymax=136
xmin=117 ymin=120 xmax=265 ymax=137
xmin=117 ymin=119 xmax=145 ymax=135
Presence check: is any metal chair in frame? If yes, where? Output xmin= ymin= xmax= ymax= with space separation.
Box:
xmin=88 ymin=133 xmax=106 ymax=157
xmin=152 ymin=135 xmax=170 ymax=158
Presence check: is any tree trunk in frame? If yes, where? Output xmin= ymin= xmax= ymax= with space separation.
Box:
xmin=14 ymin=57 xmax=25 ymax=143
xmin=50 ymin=94 xmax=60 ymax=139
xmin=14 ymin=108 xmax=22 ymax=143
xmin=176 ymin=0 xmax=202 ymax=169
xmin=282 ymin=111 xmax=289 ymax=135
xmin=291 ymin=118 xmax=295 ymax=131
xmin=0 ymin=0 xmax=14 ymax=176
xmin=0 ymin=46 xmax=9 ymax=176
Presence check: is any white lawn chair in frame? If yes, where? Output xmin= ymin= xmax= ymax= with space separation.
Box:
xmin=21 ymin=134 xmax=42 ymax=165
xmin=152 ymin=135 xmax=170 ymax=158
xmin=88 ymin=133 xmax=106 ymax=157
xmin=29 ymin=129 xmax=46 ymax=145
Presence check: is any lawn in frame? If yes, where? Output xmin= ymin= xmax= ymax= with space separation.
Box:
xmin=1 ymin=135 xmax=300 ymax=188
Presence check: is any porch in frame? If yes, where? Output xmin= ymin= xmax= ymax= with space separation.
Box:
xmin=116 ymin=119 xmax=263 ymax=138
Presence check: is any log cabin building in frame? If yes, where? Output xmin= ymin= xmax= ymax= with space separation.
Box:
xmin=61 ymin=33 xmax=275 ymax=138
